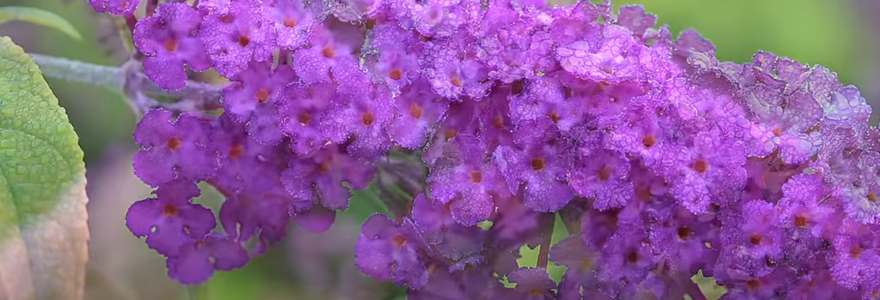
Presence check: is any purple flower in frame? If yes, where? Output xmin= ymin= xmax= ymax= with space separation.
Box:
xmin=673 ymin=29 xmax=715 ymax=60
xmin=290 ymin=205 xmax=337 ymax=233
xmin=567 ymin=148 xmax=633 ymax=210
xmin=355 ymin=214 xmax=429 ymax=288
xmin=408 ymin=264 xmax=506 ymax=299
xmin=269 ymin=0 xmax=318 ymax=50
xmin=506 ymin=267 xmax=557 ymax=300
xmin=560 ymin=74 xmax=647 ymax=129
xmin=508 ymin=77 xmax=584 ymax=131
xmin=197 ymin=0 xmax=231 ymax=15
xmin=787 ymin=267 xmax=843 ymax=300
xmin=494 ymin=119 xmax=574 ymax=212
xmin=89 ymin=0 xmax=139 ymax=15
xmin=388 ymin=79 xmax=450 ymax=149
xmin=209 ymin=114 xmax=283 ymax=194
xmin=410 ymin=193 xmax=486 ymax=264
xmin=427 ymin=135 xmax=510 ymax=225
xmin=282 ymin=145 xmax=375 ymax=211
xmin=723 ymin=200 xmax=784 ymax=260
xmin=596 ymin=221 xmax=656 ymax=296
xmin=219 ymin=191 xmax=291 ymax=254
xmin=126 ymin=179 xmax=216 ymax=256
xmin=649 ymin=208 xmax=718 ymax=274
xmin=606 ymin=102 xmax=678 ymax=158
xmin=829 ymin=220 xmax=880 ymax=291
xmin=551 ymin=236 xmax=607 ymax=300
xmin=491 ymin=196 xmax=541 ymax=246
xmin=478 ymin=89 xmax=516 ymax=149
xmin=777 ymin=174 xmax=839 ymax=237
xmin=199 ymin=0 xmax=277 ymax=77
xmin=292 ymin=23 xmax=364 ymax=84
xmin=221 ymin=61 xmax=294 ymax=123
xmin=840 ymin=151 xmax=880 ymax=224
xmin=134 ymin=3 xmax=211 ymax=90
xmin=320 ymin=84 xmax=394 ymax=161
xmin=108 ymin=0 xmax=880 ymax=293
xmin=422 ymin=100 xmax=481 ymax=165
xmin=477 ymin=12 xmax=556 ymax=83
xmin=666 ymin=132 xmax=747 ymax=213
xmin=166 ymin=234 xmax=249 ymax=285
xmin=219 ymin=60 xmax=294 ymax=145
xmin=393 ymin=0 xmax=479 ymax=37
xmin=421 ymin=37 xmax=492 ymax=99
xmin=277 ymin=82 xmax=334 ymax=155
xmin=740 ymin=79 xmax=823 ymax=164
xmin=133 ymin=109 xmax=218 ymax=186
xmin=615 ymin=5 xmax=656 ymax=38
xmin=325 ymin=0 xmax=383 ymax=22
xmin=556 ymin=25 xmax=645 ymax=84
xmin=717 ymin=269 xmax=794 ymax=300
xmin=365 ymin=23 xmax=421 ymax=92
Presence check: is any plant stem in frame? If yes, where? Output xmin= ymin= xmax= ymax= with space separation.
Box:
xmin=683 ymin=279 xmax=708 ymax=300
xmin=186 ymin=284 xmax=209 ymax=300
xmin=29 ymin=53 xmax=123 ymax=91
xmin=29 ymin=53 xmax=223 ymax=113
xmin=536 ymin=214 xmax=554 ymax=269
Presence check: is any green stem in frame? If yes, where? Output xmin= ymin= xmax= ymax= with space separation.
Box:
xmin=536 ymin=214 xmax=554 ymax=269
xmin=29 ymin=53 xmax=122 ymax=91
xmin=28 ymin=53 xmax=223 ymax=113
xmin=186 ymin=284 xmax=209 ymax=300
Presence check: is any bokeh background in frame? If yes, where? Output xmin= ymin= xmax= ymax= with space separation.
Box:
xmin=0 ymin=0 xmax=878 ymax=299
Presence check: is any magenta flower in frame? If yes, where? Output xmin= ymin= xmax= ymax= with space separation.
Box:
xmin=132 ymin=109 xmax=218 ymax=186
xmin=134 ymin=3 xmax=211 ymax=90
xmin=110 ymin=1 xmax=880 ymax=297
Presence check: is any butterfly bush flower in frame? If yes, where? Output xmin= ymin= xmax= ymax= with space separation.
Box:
xmin=126 ymin=179 xmax=215 ymax=256
xmin=269 ymin=0 xmax=319 ymax=50
xmin=89 ymin=0 xmax=139 ymax=15
xmin=106 ymin=0 xmax=880 ymax=298
xmin=134 ymin=3 xmax=211 ymax=90
xmin=428 ymin=135 xmax=510 ymax=225
xmin=199 ymin=0 xmax=277 ymax=78
xmin=132 ymin=109 xmax=217 ymax=186
xmin=355 ymin=214 xmax=429 ymax=288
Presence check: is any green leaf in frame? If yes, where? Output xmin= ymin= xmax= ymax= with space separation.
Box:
xmin=0 ymin=36 xmax=88 ymax=300
xmin=0 ymin=6 xmax=82 ymax=40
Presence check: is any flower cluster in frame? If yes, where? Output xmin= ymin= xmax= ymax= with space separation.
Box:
xmin=95 ymin=0 xmax=880 ymax=298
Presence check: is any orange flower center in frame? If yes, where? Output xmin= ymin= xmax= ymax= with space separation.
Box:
xmin=163 ymin=39 xmax=178 ymax=52
xmin=238 ymin=35 xmax=251 ymax=47
xmin=444 ymin=129 xmax=457 ymax=141
xmin=469 ymin=170 xmax=482 ymax=184
xmin=391 ymin=235 xmax=407 ymax=248
xmin=388 ymin=68 xmax=402 ymax=80
xmin=166 ymin=137 xmax=182 ymax=152
xmin=229 ymin=143 xmax=244 ymax=159
xmin=531 ymin=157 xmax=546 ymax=171
xmin=642 ymin=134 xmax=657 ymax=148
xmin=162 ymin=204 xmax=178 ymax=217
xmin=450 ymin=75 xmax=463 ymax=87
xmin=693 ymin=159 xmax=709 ymax=173
xmin=749 ymin=234 xmax=763 ymax=246
xmin=254 ymin=88 xmax=270 ymax=104
xmin=298 ymin=112 xmax=312 ymax=125
xmin=322 ymin=45 xmax=336 ymax=58
xmin=795 ymin=214 xmax=808 ymax=228
xmin=409 ymin=103 xmax=423 ymax=119
xmin=361 ymin=112 xmax=374 ymax=126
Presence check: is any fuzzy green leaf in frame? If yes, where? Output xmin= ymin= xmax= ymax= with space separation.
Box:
xmin=0 ymin=36 xmax=88 ymax=300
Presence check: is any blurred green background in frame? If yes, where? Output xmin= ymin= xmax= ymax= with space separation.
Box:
xmin=0 ymin=0 xmax=876 ymax=299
